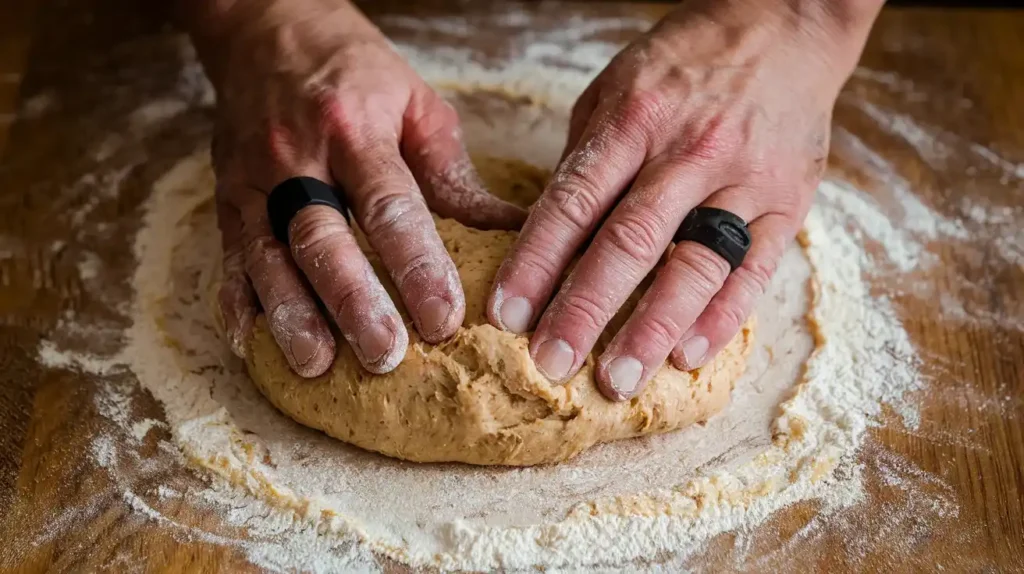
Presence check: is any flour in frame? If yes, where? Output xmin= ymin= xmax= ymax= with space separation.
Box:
xmin=28 ymin=10 xmax=1014 ymax=573
xmin=130 ymin=418 xmax=165 ymax=441
xmin=77 ymin=250 xmax=102 ymax=281
xmin=843 ymin=83 xmax=1024 ymax=184
xmin=20 ymin=91 xmax=56 ymax=119
xmin=841 ymin=94 xmax=952 ymax=169
xmin=92 ymin=436 xmax=117 ymax=469
xmin=38 ymin=339 xmax=121 ymax=377
xmin=969 ymin=142 xmax=1024 ymax=181
xmin=837 ymin=70 xmax=1024 ymax=316
xmin=129 ymin=98 xmax=189 ymax=131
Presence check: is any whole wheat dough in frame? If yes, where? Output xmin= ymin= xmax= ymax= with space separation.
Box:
xmin=245 ymin=157 xmax=754 ymax=466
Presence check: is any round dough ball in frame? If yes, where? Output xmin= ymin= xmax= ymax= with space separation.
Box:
xmin=245 ymin=157 xmax=754 ymax=466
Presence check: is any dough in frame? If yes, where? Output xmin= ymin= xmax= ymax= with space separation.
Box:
xmin=245 ymin=157 xmax=754 ymax=466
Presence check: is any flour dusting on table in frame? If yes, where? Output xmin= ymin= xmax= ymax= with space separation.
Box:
xmin=31 ymin=10 xmax=1016 ymax=573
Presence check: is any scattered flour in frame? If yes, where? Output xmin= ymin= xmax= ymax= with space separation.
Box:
xmin=20 ymin=91 xmax=56 ymax=119
xmin=130 ymin=418 xmax=165 ymax=441
xmin=38 ymin=339 xmax=121 ymax=377
xmin=92 ymin=436 xmax=117 ymax=469
xmin=841 ymin=94 xmax=953 ymax=169
xmin=77 ymin=250 xmax=102 ymax=281
xmin=155 ymin=485 xmax=180 ymax=500
xmin=129 ymin=98 xmax=189 ymax=131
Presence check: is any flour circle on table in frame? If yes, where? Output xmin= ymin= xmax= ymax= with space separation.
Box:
xmin=125 ymin=88 xmax=818 ymax=569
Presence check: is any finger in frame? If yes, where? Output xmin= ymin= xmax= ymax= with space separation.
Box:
xmin=237 ymin=194 xmax=336 ymax=378
xmin=593 ymin=187 xmax=765 ymax=400
xmin=287 ymin=204 xmax=408 ymax=374
xmin=560 ymin=81 xmax=600 ymax=163
xmin=329 ymin=124 xmax=464 ymax=344
xmin=216 ymin=197 xmax=258 ymax=359
xmin=669 ymin=212 xmax=796 ymax=372
xmin=528 ymin=159 xmax=719 ymax=383
xmin=486 ymin=104 xmax=647 ymax=336
xmin=402 ymin=89 xmax=527 ymax=230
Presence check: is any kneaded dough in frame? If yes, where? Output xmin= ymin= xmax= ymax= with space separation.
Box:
xmin=246 ymin=157 xmax=754 ymax=466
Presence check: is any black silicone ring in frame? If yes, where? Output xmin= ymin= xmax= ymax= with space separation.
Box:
xmin=672 ymin=207 xmax=751 ymax=271
xmin=266 ymin=177 xmax=349 ymax=245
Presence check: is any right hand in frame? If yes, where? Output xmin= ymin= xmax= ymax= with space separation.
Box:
xmin=191 ymin=0 xmax=527 ymax=376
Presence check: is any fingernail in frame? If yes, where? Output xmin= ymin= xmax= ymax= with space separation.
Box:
xmin=680 ymin=336 xmax=710 ymax=370
xmin=358 ymin=323 xmax=394 ymax=363
xmin=607 ymin=356 xmax=644 ymax=397
xmin=417 ymin=297 xmax=451 ymax=336
xmin=499 ymin=296 xmax=533 ymax=333
xmin=289 ymin=331 xmax=320 ymax=367
xmin=534 ymin=338 xmax=575 ymax=381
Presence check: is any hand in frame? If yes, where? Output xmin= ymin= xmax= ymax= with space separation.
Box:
xmin=487 ymin=0 xmax=882 ymax=400
xmin=186 ymin=0 xmax=527 ymax=376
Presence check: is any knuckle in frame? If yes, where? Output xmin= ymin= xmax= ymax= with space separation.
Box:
xmin=704 ymin=299 xmax=747 ymax=339
xmin=261 ymin=120 xmax=303 ymax=169
xmin=630 ymin=313 xmax=682 ymax=352
xmin=601 ymin=210 xmax=668 ymax=265
xmin=217 ymin=280 xmax=242 ymax=310
xmin=734 ymin=255 xmax=776 ymax=300
xmin=693 ymin=127 xmax=736 ymax=163
xmin=265 ymin=289 xmax=302 ymax=320
xmin=668 ymin=245 xmax=730 ymax=300
xmin=222 ymin=248 xmax=247 ymax=276
xmin=313 ymin=91 xmax=342 ymax=122
xmin=288 ymin=211 xmax=352 ymax=265
xmin=555 ymin=291 xmax=610 ymax=334
xmin=675 ymin=118 xmax=740 ymax=165
xmin=318 ymin=95 xmax=366 ymax=143
xmin=327 ymin=274 xmax=372 ymax=322
xmin=358 ymin=189 xmax=427 ymax=238
xmin=266 ymin=294 xmax=318 ymax=335
xmin=245 ymin=235 xmax=287 ymax=272
xmin=618 ymin=89 xmax=675 ymax=140
xmin=740 ymin=155 xmax=775 ymax=181
xmin=394 ymin=250 xmax=436 ymax=289
xmin=508 ymin=241 xmax=566 ymax=285
xmin=410 ymin=93 xmax=459 ymax=141
xmin=765 ymin=187 xmax=801 ymax=214
xmin=539 ymin=178 xmax=605 ymax=234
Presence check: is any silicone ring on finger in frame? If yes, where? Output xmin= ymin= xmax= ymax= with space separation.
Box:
xmin=266 ymin=177 xmax=350 ymax=245
xmin=672 ymin=207 xmax=751 ymax=271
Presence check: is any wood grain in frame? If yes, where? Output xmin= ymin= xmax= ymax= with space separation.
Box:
xmin=0 ymin=1 xmax=1021 ymax=572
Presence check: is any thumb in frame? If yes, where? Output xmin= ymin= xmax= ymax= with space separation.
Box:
xmin=402 ymin=89 xmax=528 ymax=231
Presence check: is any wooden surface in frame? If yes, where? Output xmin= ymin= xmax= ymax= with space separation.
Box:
xmin=0 ymin=1 xmax=1022 ymax=572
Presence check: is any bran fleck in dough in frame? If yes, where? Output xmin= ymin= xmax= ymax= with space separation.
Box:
xmin=245 ymin=157 xmax=755 ymax=466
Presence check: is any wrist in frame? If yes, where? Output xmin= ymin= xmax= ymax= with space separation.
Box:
xmin=767 ymin=0 xmax=884 ymax=77
xmin=178 ymin=0 xmax=381 ymax=89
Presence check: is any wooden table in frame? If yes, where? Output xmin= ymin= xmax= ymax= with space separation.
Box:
xmin=0 ymin=1 xmax=1021 ymax=572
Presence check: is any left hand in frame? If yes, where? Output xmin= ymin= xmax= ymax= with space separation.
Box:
xmin=487 ymin=0 xmax=882 ymax=400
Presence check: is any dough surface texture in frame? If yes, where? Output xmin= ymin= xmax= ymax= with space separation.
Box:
xmin=246 ymin=158 xmax=754 ymax=466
